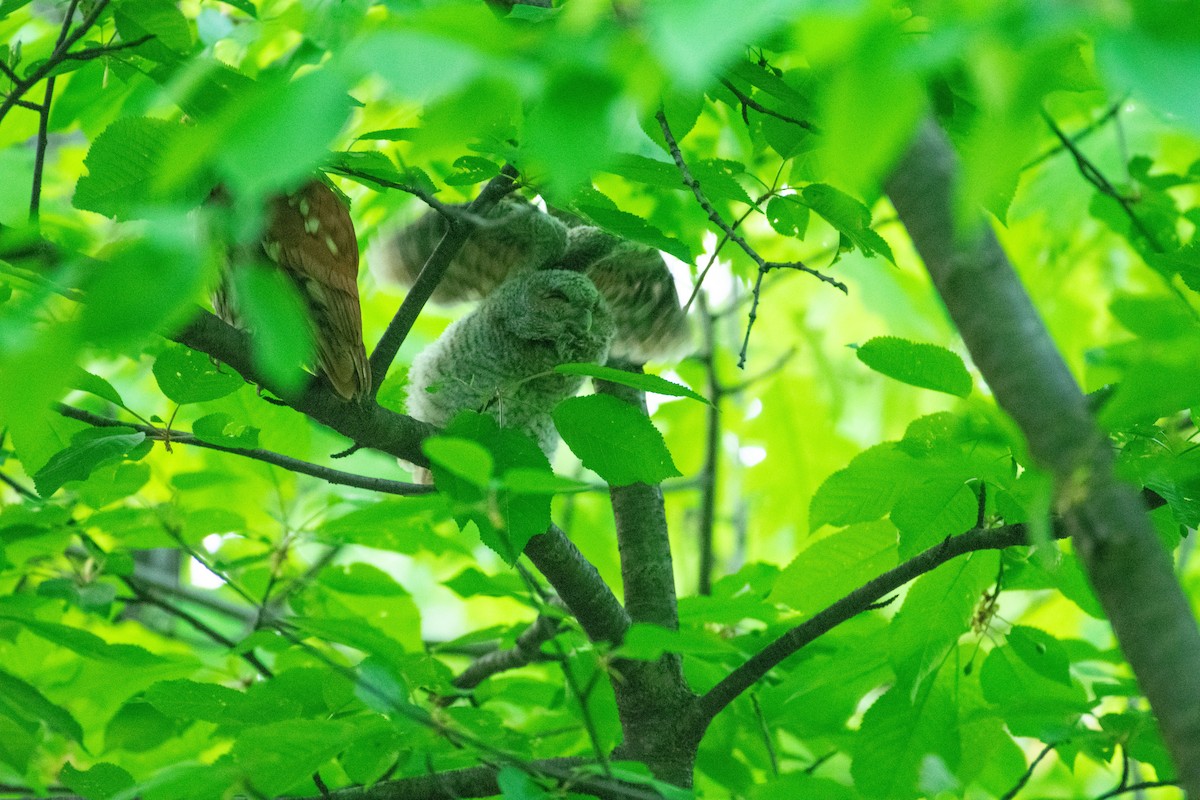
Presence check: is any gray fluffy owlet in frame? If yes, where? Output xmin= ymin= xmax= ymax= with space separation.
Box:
xmin=376 ymin=198 xmax=691 ymax=362
xmin=406 ymin=269 xmax=615 ymax=455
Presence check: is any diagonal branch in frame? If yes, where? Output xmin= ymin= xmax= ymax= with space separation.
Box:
xmin=367 ymin=164 xmax=520 ymax=395
xmin=885 ymin=117 xmax=1200 ymax=794
xmin=689 ymin=520 xmax=1033 ymax=729
xmin=525 ymin=525 xmax=629 ymax=645
xmin=56 ymin=403 xmax=433 ymax=497
xmin=174 ymin=310 xmax=436 ymax=465
xmin=450 ymin=613 xmax=561 ymax=693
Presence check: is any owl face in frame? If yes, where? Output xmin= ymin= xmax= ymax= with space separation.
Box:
xmin=489 ymin=270 xmax=615 ymax=361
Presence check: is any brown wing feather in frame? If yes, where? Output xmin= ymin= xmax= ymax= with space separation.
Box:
xmin=262 ymin=180 xmax=371 ymax=400
xmin=377 ymin=197 xmax=569 ymax=303
xmin=564 ymin=228 xmax=692 ymax=362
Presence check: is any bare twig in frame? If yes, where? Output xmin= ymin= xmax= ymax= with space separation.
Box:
xmin=998 ymin=742 xmax=1056 ymax=800
xmin=367 ymin=164 xmax=519 ymax=395
xmin=718 ymin=77 xmax=817 ymax=132
xmin=1041 ymin=110 xmax=1163 ymax=252
xmin=55 ymin=403 xmax=434 ymax=497
xmin=1094 ymin=780 xmax=1181 ymax=800
xmin=60 ymin=34 xmax=154 ymax=62
xmin=655 ymin=110 xmax=846 ymax=369
xmin=1023 ymin=97 xmax=1126 ymax=172
xmin=0 ymin=0 xmax=111 ymax=125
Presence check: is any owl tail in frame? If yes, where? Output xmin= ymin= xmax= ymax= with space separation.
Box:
xmin=317 ymin=340 xmax=371 ymax=401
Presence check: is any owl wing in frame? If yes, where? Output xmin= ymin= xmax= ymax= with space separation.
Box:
xmin=560 ymin=227 xmax=691 ymax=363
xmin=261 ymin=180 xmax=371 ymax=401
xmin=376 ymin=197 xmax=569 ymax=303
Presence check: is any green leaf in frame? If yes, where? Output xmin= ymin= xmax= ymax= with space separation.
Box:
xmin=772 ymin=520 xmax=898 ymax=615
xmin=114 ymin=0 xmax=192 ymax=61
xmin=554 ymin=363 xmax=708 ymax=403
xmin=553 ymin=394 xmax=681 ymax=486
xmin=888 ymin=551 xmax=1000 ymax=689
xmin=498 ymin=765 xmax=553 ymax=799
xmin=499 ymin=468 xmax=589 ymax=494
xmin=0 ymin=615 xmax=167 ymax=666
xmin=152 ymin=344 xmax=244 ymax=404
xmin=1006 ymin=626 xmax=1072 ymax=687
xmin=73 ymin=118 xmax=183 ymax=219
xmin=572 ymin=201 xmax=692 ymax=263
xmin=144 ymin=680 xmax=247 ymax=723
xmin=0 ymin=669 xmax=84 ymax=743
xmin=850 ymin=676 xmax=960 ymax=798
xmin=33 ymin=429 xmax=147 ymax=497
xmin=616 ymin=623 xmax=738 ymax=660
xmin=809 ymin=443 xmax=917 ymax=531
xmin=856 ymin=337 xmax=973 ymax=397
xmin=766 ymin=195 xmax=810 ymax=239
xmin=525 ymin=67 xmax=621 ymax=195
xmin=799 ymin=183 xmax=895 ymax=263
xmin=424 ymin=436 xmax=494 ymax=489
xmin=191 ymin=412 xmax=260 ymax=449
xmin=69 ymin=368 xmax=127 ymax=409
xmin=227 ymin=262 xmax=315 ymax=394
xmin=60 ymin=762 xmax=136 ymax=800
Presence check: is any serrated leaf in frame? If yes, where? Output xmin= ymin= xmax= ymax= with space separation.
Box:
xmin=74 ymin=118 xmax=180 ymax=220
xmin=772 ymin=520 xmax=898 ymax=615
xmin=799 ymin=183 xmax=894 ymax=263
xmin=60 ymin=762 xmax=135 ymax=800
xmin=69 ymin=368 xmax=127 ymax=409
xmin=152 ymin=344 xmax=244 ymax=404
xmin=114 ymin=0 xmax=192 ymax=60
xmin=554 ymin=363 xmax=708 ymax=403
xmin=851 ymin=679 xmax=960 ymax=798
xmin=856 ymin=337 xmax=973 ymax=397
xmin=191 ymin=412 xmax=260 ymax=449
xmin=424 ymin=436 xmax=494 ymax=489
xmin=444 ymin=156 xmax=501 ymax=186
xmin=809 ymin=443 xmax=917 ymax=531
xmin=573 ymin=203 xmax=692 ymax=263
xmin=0 ymin=669 xmax=84 ymax=743
xmin=227 ymin=262 xmax=314 ymax=394
xmin=889 ymin=551 xmax=1000 ymax=689
xmin=33 ymin=429 xmax=147 ymax=497
xmin=144 ymin=680 xmax=247 ymax=723
xmin=766 ymin=195 xmax=810 ymax=239
xmin=499 ymin=468 xmax=589 ymax=494
xmin=553 ymin=394 xmax=680 ymax=486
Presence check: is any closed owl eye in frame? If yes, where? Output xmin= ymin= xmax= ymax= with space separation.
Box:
xmin=544 ymin=288 xmax=570 ymax=302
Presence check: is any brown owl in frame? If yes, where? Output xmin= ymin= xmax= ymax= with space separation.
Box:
xmin=375 ymin=198 xmax=691 ymax=362
xmin=213 ymin=179 xmax=371 ymax=401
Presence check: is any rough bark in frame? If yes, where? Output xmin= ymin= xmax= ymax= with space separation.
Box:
xmin=885 ymin=118 xmax=1200 ymax=792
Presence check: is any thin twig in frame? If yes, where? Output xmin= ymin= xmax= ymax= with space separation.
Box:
xmin=999 ymin=742 xmax=1056 ymax=800
xmin=55 ymin=403 xmax=433 ymax=497
xmin=749 ymin=694 xmax=779 ymax=777
xmin=0 ymin=0 xmax=108 ymax=125
xmin=1095 ymin=781 xmax=1181 ymax=799
xmin=60 ymin=34 xmax=154 ymax=61
xmin=656 ymin=110 xmax=846 ymax=370
xmin=29 ymin=77 xmax=54 ymax=223
xmin=1023 ymin=97 xmax=1126 ymax=172
xmin=718 ymin=77 xmax=817 ymax=132
xmin=1041 ymin=110 xmax=1163 ymax=252
xmin=0 ymin=471 xmax=39 ymax=500
xmin=450 ymin=613 xmax=561 ymax=693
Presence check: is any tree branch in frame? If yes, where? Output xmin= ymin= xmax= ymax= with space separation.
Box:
xmin=173 ymin=310 xmax=436 ymax=465
xmin=690 ymin=521 xmax=1031 ymax=729
xmin=885 ymin=117 xmax=1200 ymax=794
xmin=450 ymin=613 xmax=560 ymax=692
xmin=367 ymin=165 xmax=519 ymax=396
xmin=55 ymin=403 xmax=433 ymax=497
xmin=525 ymin=525 xmax=629 ymax=645
xmin=718 ymin=77 xmax=817 ymax=132
xmin=655 ymin=110 xmax=846 ymax=369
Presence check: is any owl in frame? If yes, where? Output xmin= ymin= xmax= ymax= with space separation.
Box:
xmin=376 ymin=198 xmax=691 ymax=362
xmin=213 ymin=179 xmax=371 ymax=401
xmin=406 ymin=269 xmax=615 ymax=456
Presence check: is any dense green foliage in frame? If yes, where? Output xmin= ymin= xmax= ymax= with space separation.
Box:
xmin=2 ymin=1 xmax=1200 ymax=798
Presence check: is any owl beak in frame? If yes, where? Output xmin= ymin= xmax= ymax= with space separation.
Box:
xmin=582 ymin=309 xmax=593 ymax=332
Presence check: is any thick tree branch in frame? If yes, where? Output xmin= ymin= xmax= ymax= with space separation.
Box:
xmin=56 ymin=403 xmax=433 ymax=497
xmin=313 ymin=757 xmax=661 ymax=800
xmin=174 ymin=310 xmax=436 ymax=465
xmin=367 ymin=164 xmax=519 ymax=395
xmin=885 ymin=118 xmax=1200 ymax=793
xmin=525 ymin=525 xmax=629 ymax=645
xmin=595 ymin=368 xmax=679 ymax=631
